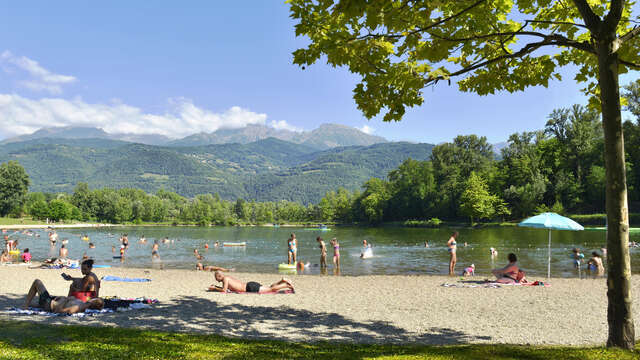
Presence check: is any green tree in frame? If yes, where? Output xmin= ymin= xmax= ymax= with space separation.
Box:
xmin=0 ymin=161 xmax=31 ymax=217
xmin=460 ymin=172 xmax=505 ymax=224
xmin=47 ymin=199 xmax=74 ymax=222
xmin=290 ymin=0 xmax=640 ymax=346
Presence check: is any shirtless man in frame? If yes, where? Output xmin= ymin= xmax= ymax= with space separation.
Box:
xmin=316 ymin=236 xmax=327 ymax=268
xmin=208 ymin=271 xmax=294 ymax=293
xmin=59 ymin=244 xmax=68 ymax=259
xmin=61 ymin=259 xmax=100 ymax=299
xmin=195 ymin=263 xmax=234 ymax=272
xmin=24 ymin=279 xmax=103 ymax=314
xmin=152 ymin=240 xmax=160 ymax=259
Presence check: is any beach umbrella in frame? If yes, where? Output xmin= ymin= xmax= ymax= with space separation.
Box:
xmin=518 ymin=212 xmax=584 ymax=279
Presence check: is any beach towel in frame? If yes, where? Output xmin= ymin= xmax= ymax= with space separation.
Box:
xmin=441 ymin=280 xmax=550 ymax=288
xmin=101 ymin=276 xmax=151 ymax=282
xmin=3 ymin=307 xmax=114 ymax=318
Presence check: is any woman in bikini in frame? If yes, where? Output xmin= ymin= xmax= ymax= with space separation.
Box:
xmin=492 ymin=253 xmax=520 ymax=283
xmin=447 ymin=231 xmax=458 ymax=276
xmin=330 ymin=238 xmax=340 ymax=268
xmin=287 ymin=234 xmax=297 ymax=265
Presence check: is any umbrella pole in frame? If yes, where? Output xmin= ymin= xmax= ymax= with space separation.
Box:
xmin=548 ymin=229 xmax=551 ymax=279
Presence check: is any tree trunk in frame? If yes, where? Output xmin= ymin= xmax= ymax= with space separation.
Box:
xmin=598 ymin=38 xmax=635 ymax=349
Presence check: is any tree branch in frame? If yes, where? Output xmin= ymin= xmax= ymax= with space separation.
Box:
xmin=571 ymin=0 xmax=602 ymax=31
xmin=618 ymin=26 xmax=640 ymax=45
xmin=525 ymin=19 xmax=588 ymax=29
xmin=619 ymin=58 xmax=640 ymax=69
xmin=354 ymin=0 xmax=488 ymax=41
xmin=604 ymin=0 xmax=624 ymax=32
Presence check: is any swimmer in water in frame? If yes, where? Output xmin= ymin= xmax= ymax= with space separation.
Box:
xmin=194 ymin=249 xmax=204 ymax=260
xmin=152 ymin=240 xmax=160 ymax=259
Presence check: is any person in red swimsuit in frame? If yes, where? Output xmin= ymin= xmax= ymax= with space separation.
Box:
xmin=61 ymin=259 xmax=100 ymax=301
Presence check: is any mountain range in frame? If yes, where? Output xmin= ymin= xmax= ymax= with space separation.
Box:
xmin=1 ymin=123 xmax=387 ymax=150
xmin=0 ymin=124 xmax=432 ymax=203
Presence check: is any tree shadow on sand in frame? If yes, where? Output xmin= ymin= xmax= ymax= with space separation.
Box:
xmin=0 ymin=293 xmax=491 ymax=345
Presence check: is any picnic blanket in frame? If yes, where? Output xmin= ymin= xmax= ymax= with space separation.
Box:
xmin=102 ymin=276 xmax=151 ymax=282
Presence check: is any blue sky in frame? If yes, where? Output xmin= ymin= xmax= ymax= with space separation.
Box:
xmin=0 ymin=1 xmax=637 ymax=143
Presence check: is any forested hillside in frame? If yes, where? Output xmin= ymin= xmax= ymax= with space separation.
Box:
xmin=0 ymin=138 xmax=434 ymax=203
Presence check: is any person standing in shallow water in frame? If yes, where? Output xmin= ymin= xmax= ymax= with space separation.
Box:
xmin=316 ymin=236 xmax=327 ymax=268
xmin=447 ymin=231 xmax=458 ymax=276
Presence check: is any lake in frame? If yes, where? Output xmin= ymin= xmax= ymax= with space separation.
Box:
xmin=7 ymin=225 xmax=640 ymax=277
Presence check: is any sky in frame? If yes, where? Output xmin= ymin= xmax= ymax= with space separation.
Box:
xmin=0 ymin=1 xmax=637 ymax=144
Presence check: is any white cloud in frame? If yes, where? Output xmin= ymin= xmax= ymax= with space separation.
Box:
xmin=0 ymin=94 xmax=270 ymax=138
xmin=0 ymin=51 xmax=76 ymax=94
xmin=270 ymin=119 xmax=303 ymax=132
xmin=358 ymin=124 xmax=375 ymax=134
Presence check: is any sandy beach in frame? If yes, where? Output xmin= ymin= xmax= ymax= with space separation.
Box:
xmin=0 ymin=265 xmax=639 ymax=345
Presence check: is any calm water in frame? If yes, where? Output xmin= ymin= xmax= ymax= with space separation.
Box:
xmin=7 ymin=226 xmax=640 ymax=277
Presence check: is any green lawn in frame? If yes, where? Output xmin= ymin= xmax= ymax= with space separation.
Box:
xmin=0 ymin=321 xmax=638 ymax=359
xmin=0 ymin=218 xmax=48 ymax=226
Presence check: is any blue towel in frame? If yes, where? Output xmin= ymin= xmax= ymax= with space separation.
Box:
xmin=101 ymin=276 xmax=151 ymax=282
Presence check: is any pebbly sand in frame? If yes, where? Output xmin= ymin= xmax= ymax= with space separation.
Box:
xmin=0 ymin=265 xmax=639 ymax=345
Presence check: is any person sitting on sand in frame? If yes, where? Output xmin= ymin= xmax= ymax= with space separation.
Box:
xmin=462 ymin=264 xmax=475 ymax=276
xmin=0 ymin=249 xmax=10 ymax=264
xmin=20 ymin=248 xmax=32 ymax=263
xmin=587 ymin=251 xmax=605 ymax=275
xmin=61 ymin=259 xmax=100 ymax=300
xmin=24 ymin=279 xmax=104 ymax=314
xmin=491 ymin=253 xmax=522 ymax=284
xmin=208 ymin=271 xmax=294 ymax=293
xmin=195 ymin=263 xmax=234 ymax=272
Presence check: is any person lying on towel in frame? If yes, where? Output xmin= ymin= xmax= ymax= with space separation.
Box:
xmin=208 ymin=271 xmax=294 ymax=293
xmin=61 ymin=259 xmax=101 ymax=301
xmin=24 ymin=279 xmax=104 ymax=314
xmin=491 ymin=253 xmax=526 ymax=284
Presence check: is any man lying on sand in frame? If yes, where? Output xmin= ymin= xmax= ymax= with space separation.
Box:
xmin=196 ymin=263 xmax=234 ymax=272
xmin=208 ymin=271 xmax=294 ymax=293
xmin=24 ymin=279 xmax=104 ymax=314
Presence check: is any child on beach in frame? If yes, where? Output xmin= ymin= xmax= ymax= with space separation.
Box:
xmin=21 ymin=248 xmax=32 ymax=263
xmin=462 ymin=264 xmax=475 ymax=276
xmin=0 ymin=250 xmax=10 ymax=264
xmin=330 ymin=238 xmax=340 ymax=268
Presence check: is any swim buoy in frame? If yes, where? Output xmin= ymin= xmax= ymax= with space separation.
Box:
xmin=278 ymin=263 xmax=296 ymax=270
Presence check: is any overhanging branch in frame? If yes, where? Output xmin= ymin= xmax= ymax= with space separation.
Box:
xmin=571 ymin=0 xmax=602 ymax=31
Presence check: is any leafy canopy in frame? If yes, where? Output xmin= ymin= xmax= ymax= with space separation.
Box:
xmin=290 ymin=0 xmax=640 ymax=120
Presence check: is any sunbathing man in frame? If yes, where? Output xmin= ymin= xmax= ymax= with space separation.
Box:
xmin=195 ymin=263 xmax=234 ymax=272
xmin=61 ymin=259 xmax=100 ymax=300
xmin=24 ymin=279 xmax=104 ymax=314
xmin=208 ymin=271 xmax=294 ymax=293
